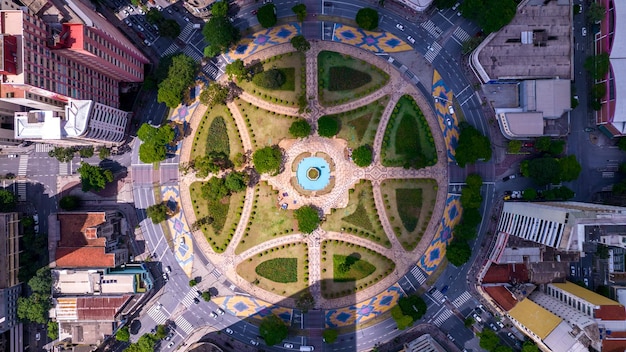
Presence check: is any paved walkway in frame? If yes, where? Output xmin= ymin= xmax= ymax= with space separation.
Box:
xmin=178 ymin=39 xmax=450 ymax=312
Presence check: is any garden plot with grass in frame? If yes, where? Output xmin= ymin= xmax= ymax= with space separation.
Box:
xmin=235 ymin=181 xmax=297 ymax=254
xmin=327 ymin=96 xmax=389 ymax=149
xmin=319 ymin=240 xmax=395 ymax=298
xmin=381 ymin=95 xmax=437 ymax=169
xmin=190 ymin=105 xmax=244 ymax=162
xmin=236 ymin=242 xmax=310 ymax=297
xmin=236 ymin=99 xmax=298 ymax=149
xmin=317 ymin=51 xmax=389 ymax=106
xmin=189 ymin=181 xmax=245 ymax=253
xmin=380 ymin=179 xmax=437 ymax=251
xmin=237 ymin=52 xmax=306 ymax=107
xmin=322 ymin=180 xmax=390 ymax=248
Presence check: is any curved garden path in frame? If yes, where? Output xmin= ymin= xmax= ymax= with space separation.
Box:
xmin=180 ymin=40 xmax=448 ymax=309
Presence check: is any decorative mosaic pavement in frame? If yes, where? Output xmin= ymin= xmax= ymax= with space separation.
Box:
xmin=212 ymin=296 xmax=293 ymax=323
xmin=331 ymin=24 xmax=413 ymax=53
xmin=432 ymin=70 xmax=459 ymax=163
xmin=418 ymin=194 xmax=462 ymax=274
xmin=161 ymin=185 xmax=194 ymax=277
xmin=225 ymin=24 xmax=302 ymax=62
xmin=166 ymin=88 xmax=200 ymax=155
xmin=324 ymin=284 xmax=404 ymax=328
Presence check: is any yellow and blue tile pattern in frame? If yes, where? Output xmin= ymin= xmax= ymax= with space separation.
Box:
xmin=161 ymin=185 xmax=194 ymax=277
xmin=225 ymin=24 xmax=302 ymax=62
xmin=331 ymin=24 xmax=413 ymax=53
xmin=212 ymin=296 xmax=293 ymax=323
xmin=324 ymin=284 xmax=403 ymax=328
xmin=418 ymin=195 xmax=462 ymax=274
xmin=432 ymin=70 xmax=459 ymax=162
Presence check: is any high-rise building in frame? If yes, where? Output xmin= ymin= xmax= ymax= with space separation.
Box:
xmin=0 ymin=0 xmax=149 ymax=144
xmin=0 ymin=212 xmax=22 ymax=352
xmin=497 ymin=202 xmax=626 ymax=252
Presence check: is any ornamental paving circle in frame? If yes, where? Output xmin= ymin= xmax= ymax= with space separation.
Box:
xmin=175 ymin=30 xmax=463 ymax=328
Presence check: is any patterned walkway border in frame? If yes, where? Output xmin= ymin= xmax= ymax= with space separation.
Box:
xmin=225 ymin=24 xmax=302 ymax=61
xmin=331 ymin=24 xmax=413 ymax=53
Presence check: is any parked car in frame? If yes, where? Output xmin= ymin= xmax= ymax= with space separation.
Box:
xmin=584 ymin=277 xmax=589 ymax=286
xmin=472 ymin=313 xmax=482 ymax=323
xmin=452 ymin=2 xmax=460 ymax=10
xmin=489 ymin=323 xmax=499 ymax=331
xmin=448 ymin=105 xmax=455 ymax=115
xmin=165 ymin=266 xmax=171 ymax=274
xmin=210 ymin=312 xmax=218 ymax=318
xmin=167 ymin=341 xmax=174 ymax=348
xmin=496 ymin=321 xmax=505 ymax=329
xmin=447 ymin=334 xmax=455 ymax=342
xmin=503 ymin=174 xmax=516 ymax=182
xmin=216 ymin=308 xmax=225 ymax=315
xmin=250 ymin=340 xmax=259 ymax=346
xmin=284 ymin=343 xmax=294 ymax=348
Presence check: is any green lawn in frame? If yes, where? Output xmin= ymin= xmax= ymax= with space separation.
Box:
xmin=235 ymin=181 xmax=296 ymax=255
xmin=255 ymin=257 xmax=298 ymax=283
xmin=333 ymin=254 xmax=376 ymax=282
xmin=380 ymin=179 xmax=438 ymax=251
xmin=320 ymin=240 xmax=395 ymax=298
xmin=237 ymin=52 xmax=305 ymax=107
xmin=317 ymin=51 xmax=390 ymax=106
xmin=190 ymin=104 xmax=243 ymax=162
xmin=330 ymin=96 xmax=389 ymax=149
xmin=190 ymin=181 xmax=245 ymax=253
xmin=381 ymin=95 xmax=437 ymax=169
xmin=236 ymin=99 xmax=296 ymax=149
xmin=236 ymin=242 xmax=309 ymax=296
xmin=322 ymin=180 xmax=390 ymax=248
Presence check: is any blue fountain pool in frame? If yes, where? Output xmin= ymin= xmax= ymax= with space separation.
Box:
xmin=296 ymin=157 xmax=331 ymax=191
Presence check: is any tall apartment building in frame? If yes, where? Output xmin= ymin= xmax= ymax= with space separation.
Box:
xmin=497 ymin=202 xmax=626 ymax=252
xmin=0 ymin=212 xmax=23 ymax=352
xmin=0 ymin=0 xmax=149 ymax=144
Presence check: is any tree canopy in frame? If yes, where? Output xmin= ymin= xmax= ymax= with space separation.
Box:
xmin=212 ymin=0 xmax=229 ymax=17
xmin=0 ymin=189 xmax=16 ymax=212
xmin=225 ymin=171 xmax=248 ymax=192
xmin=292 ymin=3 xmax=307 ymax=22
xmin=478 ymin=329 xmax=501 ymax=351
xmin=289 ymin=119 xmax=311 ymax=138
xmin=253 ymin=146 xmax=283 ymax=175
xmin=200 ymin=82 xmax=229 ymax=107
xmin=446 ymin=239 xmax=472 ymax=266
xmin=322 ymin=329 xmax=338 ymax=343
xmin=77 ymin=163 xmax=113 ymax=192
xmin=455 ymin=122 xmax=492 ymax=167
xmin=391 ymin=294 xmax=426 ymax=329
xmin=584 ymin=53 xmax=610 ymax=80
xmin=587 ymin=2 xmax=606 ymax=24
xmin=116 ymin=326 xmax=130 ymax=342
xmin=17 ymin=293 xmax=49 ymax=324
xmin=459 ymin=0 xmax=517 ymax=34
xmin=257 ymin=4 xmax=277 ymax=28
xmin=521 ymin=155 xmax=581 ymax=186
xmin=157 ymin=54 xmax=197 ymax=108
xmin=259 ymin=314 xmax=288 ymax=345
xmin=355 ymin=8 xmax=379 ymax=30
xmin=252 ymin=69 xmax=286 ymax=89
xmin=295 ymin=205 xmax=320 ymax=233
xmin=290 ymin=35 xmax=311 ymax=52
xmin=201 ymin=177 xmax=230 ymax=201
xmin=123 ymin=333 xmax=158 ymax=352
xmin=352 ymin=145 xmax=373 ymax=167
xmin=318 ymin=116 xmax=339 ymax=137
xmin=146 ymin=203 xmax=169 ymax=224
xmin=137 ymin=124 xmax=175 ymax=163
xmin=202 ymin=17 xmax=240 ymax=57
xmin=160 ymin=19 xmax=182 ymax=38
xmin=225 ymin=59 xmax=247 ymax=81
xmin=60 ymin=195 xmax=81 ymax=210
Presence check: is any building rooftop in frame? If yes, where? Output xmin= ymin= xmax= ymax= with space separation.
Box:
xmin=54 ymin=269 xmax=137 ymax=295
xmin=484 ymin=285 xmax=518 ymax=311
xmin=54 ymin=212 xmax=118 ymax=268
xmin=552 ymin=281 xmax=622 ymax=306
xmin=596 ymin=305 xmax=626 ymax=321
xmin=55 ymin=295 xmax=131 ymax=321
xmin=482 ymin=263 xmax=529 ymax=284
xmin=14 ymin=100 xmax=93 ymax=141
xmin=508 ymin=298 xmax=562 ymax=340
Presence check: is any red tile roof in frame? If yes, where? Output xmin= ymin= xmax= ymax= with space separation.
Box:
xmin=482 ymin=264 xmax=529 ymax=284
xmin=595 ymin=305 xmax=626 ymax=321
xmin=484 ymin=285 xmax=518 ymax=311
xmin=55 ymin=213 xmax=115 ymax=268
xmin=602 ymin=336 xmax=626 ymax=352
xmin=76 ymin=295 xmax=132 ymax=321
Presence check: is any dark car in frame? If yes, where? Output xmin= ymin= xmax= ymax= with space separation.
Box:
xmin=428 ymin=287 xmax=437 ymax=294
xmin=503 ymin=174 xmax=516 ymax=182
xmin=440 ymin=285 xmax=449 ymax=294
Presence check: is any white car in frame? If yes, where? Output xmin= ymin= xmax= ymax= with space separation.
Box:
xmin=582 ymin=27 xmax=587 ymax=36
xmin=395 ymin=23 xmax=405 ymax=31
xmin=448 ymin=105 xmax=455 ymax=115
xmin=124 ymin=19 xmax=132 ymax=26
xmin=137 ymin=8 xmax=145 ymax=15
xmin=284 ymin=343 xmax=294 ymax=348
xmin=167 ymin=341 xmax=174 ymax=348
xmin=452 ymin=2 xmax=460 ymax=10
xmin=210 ymin=312 xmax=218 ymax=318
xmin=472 ymin=313 xmax=482 ymax=323
xmin=216 ymin=308 xmax=225 ymax=315
xmin=250 ymin=340 xmax=259 ymax=346
xmin=496 ymin=321 xmax=505 ymax=329
xmin=406 ymin=36 xmax=415 ymax=44
xmin=584 ymin=277 xmax=589 ymax=286
xmin=225 ymin=328 xmax=233 ymax=334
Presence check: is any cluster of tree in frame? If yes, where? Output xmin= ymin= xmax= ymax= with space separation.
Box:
xmin=225 ymin=59 xmax=248 ymax=82
xmin=322 ymin=329 xmax=338 ymax=344
xmin=146 ymin=8 xmax=181 ymax=37
xmin=352 ymin=145 xmax=373 ymax=167
xmin=48 ymin=146 xmax=78 ymax=163
xmin=191 ymin=215 xmax=214 ymax=231
xmin=294 ymin=205 xmax=320 ymax=234
xmin=48 ymin=321 xmax=59 ymax=340
xmin=252 ymin=68 xmax=286 ymax=89
xmin=17 ymin=267 xmax=51 ymax=324
xmin=292 ymin=3 xmax=307 ymax=22
xmin=478 ymin=329 xmax=512 ymax=352
xmin=447 ymin=174 xmax=483 ymax=266
xmin=18 ymin=216 xmax=47 ymax=282
xmin=587 ymin=2 xmax=606 ymax=24
xmin=59 ymin=195 xmax=81 ymax=210
xmin=146 ymin=202 xmax=169 ymax=224
xmin=458 ymin=0 xmax=516 ymax=34
xmin=157 ymin=54 xmax=197 ymax=108
xmin=355 ymin=8 xmax=379 ymax=30
xmin=455 ymin=122 xmax=492 ymax=167
xmin=259 ymin=314 xmax=288 ymax=345
xmin=200 ymin=82 xmax=230 ymax=108
xmin=289 ymin=119 xmax=312 ymax=138
xmin=532 ymin=136 xmax=565 ymax=156
xmin=290 ymin=35 xmax=311 ymax=52
xmin=144 ymin=54 xmax=175 ymax=90
xmin=123 ymin=326 xmax=167 ymax=352
xmin=390 ymin=294 xmax=426 ymax=330
xmin=137 ymin=123 xmax=175 ymax=163
xmin=203 ymin=1 xmax=240 ymax=57
xmin=520 ymin=155 xmax=581 ymax=186
xmin=77 ymin=163 xmax=114 ymax=193
xmin=318 ymin=116 xmax=340 ymax=137
xmin=522 ymin=186 xmax=575 ymax=201
xmin=99 ymin=147 xmax=111 ymax=160
xmin=192 ymin=151 xmax=233 ymax=178
xmin=257 ymin=3 xmax=277 ymax=28
xmin=200 ymin=172 xmax=248 ymax=201
xmin=79 ymin=146 xmax=94 ymax=158
xmin=116 ymin=326 xmax=131 ymax=342
xmin=0 ymin=189 xmax=16 ymax=212
xmin=253 ymin=146 xmax=283 ymax=175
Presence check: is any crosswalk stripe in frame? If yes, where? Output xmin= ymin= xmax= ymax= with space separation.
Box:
xmin=147 ymin=305 xmax=168 ymax=325
xmin=161 ymin=43 xmax=179 ymax=58
xmin=175 ymin=316 xmax=194 ymax=334
xmin=35 ymin=144 xmax=54 ymax=153
xmin=421 ymin=20 xmax=442 ymax=38
xmin=183 ymin=45 xmax=203 ymax=62
xmin=425 ymin=42 xmax=442 ymax=63
xmin=18 ymin=155 xmax=28 ymax=176
xmin=16 ymin=181 xmax=26 ymax=201
xmin=453 ymin=27 xmax=471 ymax=42
xmin=410 ymin=266 xmax=427 ymax=285
xmin=433 ymin=309 xmax=453 ymax=326
xmin=181 ymin=289 xmax=198 ymax=308
xmin=452 ymin=291 xmax=473 ymax=308
xmin=59 ymin=162 xmax=69 ymax=176
xmin=178 ymin=23 xmax=195 ymax=43
xmin=430 ymin=289 xmax=445 ymax=303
